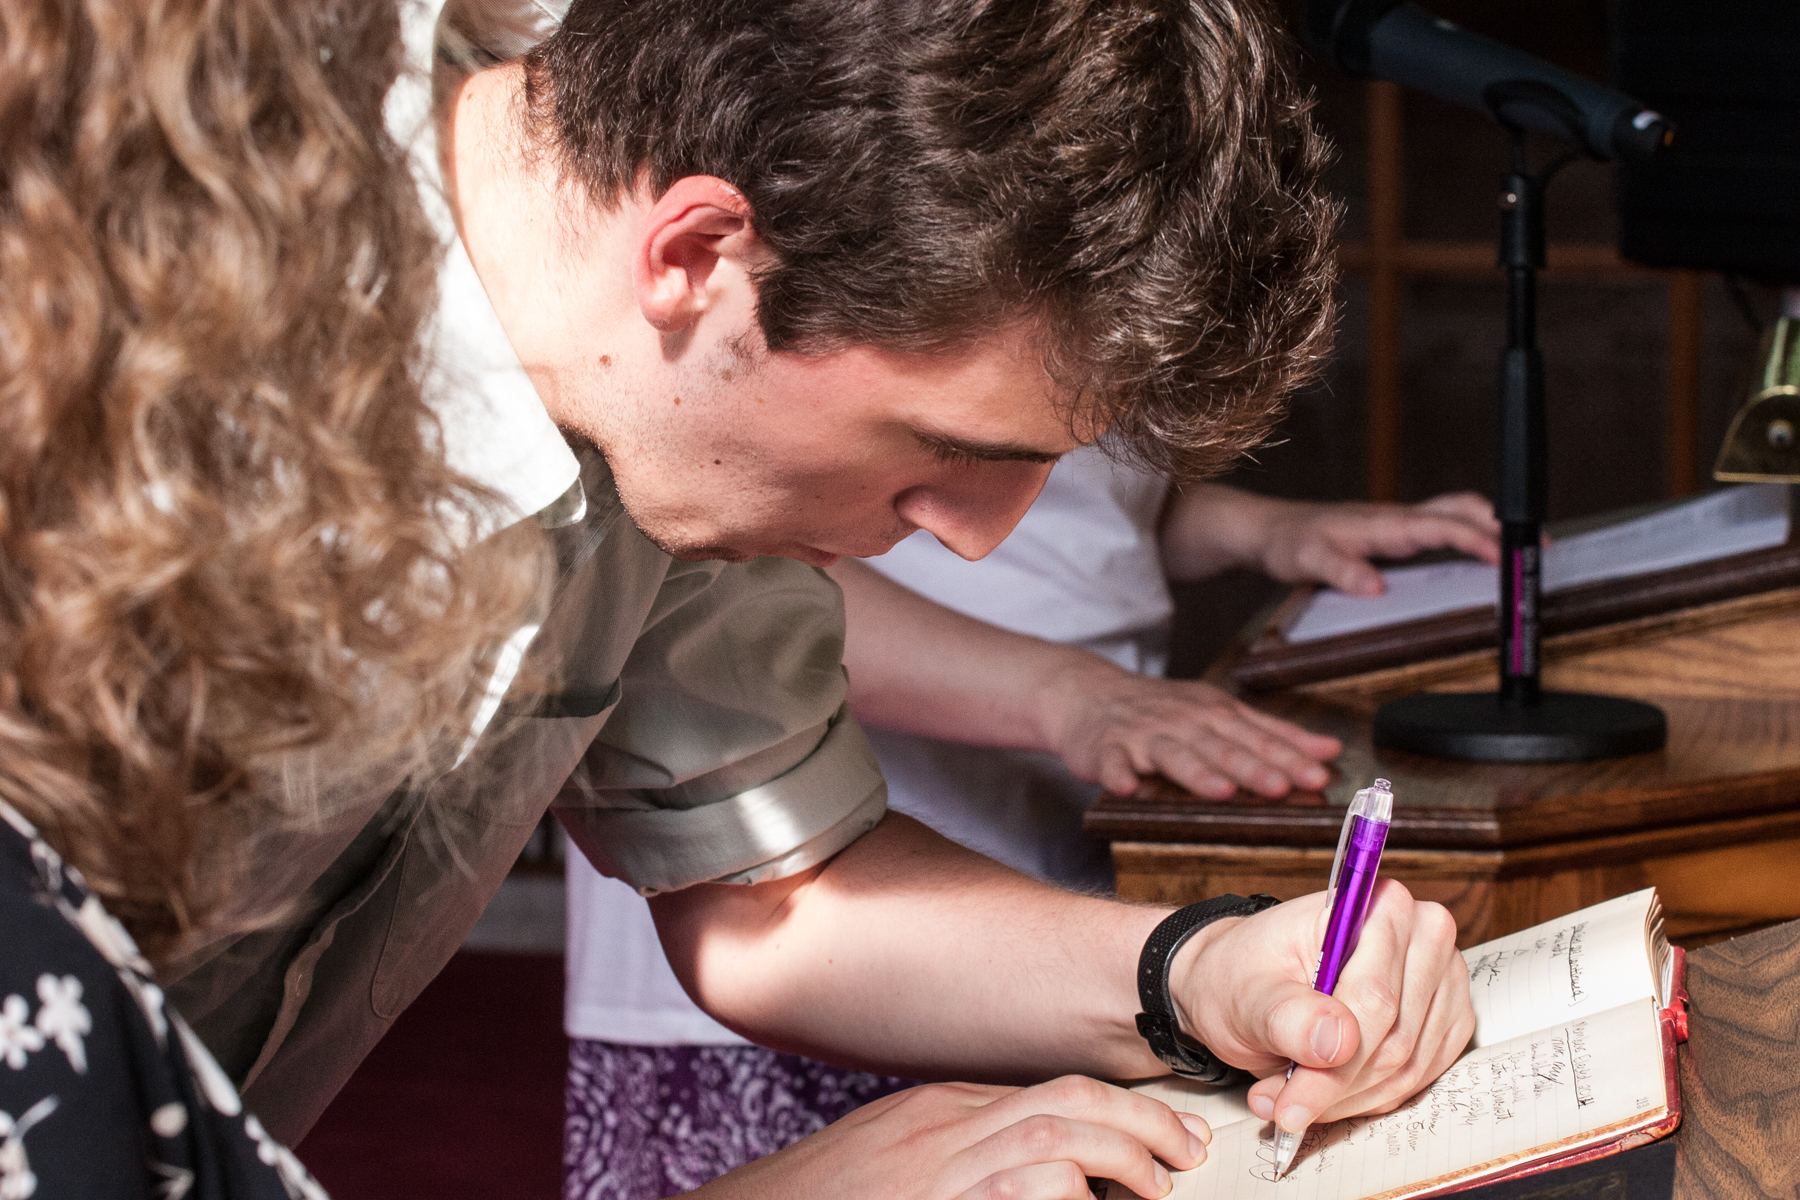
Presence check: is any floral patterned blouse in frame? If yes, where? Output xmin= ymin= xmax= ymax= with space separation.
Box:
xmin=0 ymin=799 xmax=328 ymax=1199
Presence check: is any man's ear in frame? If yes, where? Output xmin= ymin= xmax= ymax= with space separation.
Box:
xmin=633 ymin=176 xmax=761 ymax=333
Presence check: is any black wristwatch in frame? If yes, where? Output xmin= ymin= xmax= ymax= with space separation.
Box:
xmin=1135 ymin=893 xmax=1281 ymax=1083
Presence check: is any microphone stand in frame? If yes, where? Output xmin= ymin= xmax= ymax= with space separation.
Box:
xmin=1372 ymin=129 xmax=1668 ymax=762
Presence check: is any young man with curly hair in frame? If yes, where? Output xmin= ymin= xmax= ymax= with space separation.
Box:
xmin=149 ymin=2 xmax=1476 ymax=1196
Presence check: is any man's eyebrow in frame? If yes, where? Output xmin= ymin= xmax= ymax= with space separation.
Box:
xmin=912 ymin=429 xmax=1067 ymax=464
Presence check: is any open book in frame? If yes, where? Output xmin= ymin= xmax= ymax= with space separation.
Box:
xmin=1106 ymin=890 xmax=1686 ymax=1200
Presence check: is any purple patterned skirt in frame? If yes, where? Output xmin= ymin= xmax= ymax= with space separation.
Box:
xmin=564 ymin=1040 xmax=914 ymax=1200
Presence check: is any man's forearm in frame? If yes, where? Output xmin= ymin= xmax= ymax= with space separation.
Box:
xmin=827 ymin=557 xmax=1119 ymax=754
xmin=1157 ymin=482 xmax=1292 ymax=582
xmin=650 ymin=812 xmax=1175 ymax=1084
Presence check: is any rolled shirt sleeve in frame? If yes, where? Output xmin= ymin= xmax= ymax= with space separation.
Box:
xmin=561 ymin=705 xmax=887 ymax=894
xmin=555 ymin=539 xmax=887 ymax=894
xmin=169 ymin=450 xmax=890 ymax=1141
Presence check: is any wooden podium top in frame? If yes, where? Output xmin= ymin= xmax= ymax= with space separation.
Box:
xmin=1086 ymin=692 xmax=1800 ymax=853
xmin=1086 ymin=587 xmax=1800 ymax=856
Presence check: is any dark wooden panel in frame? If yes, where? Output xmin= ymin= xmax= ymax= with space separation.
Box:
xmin=1666 ymin=272 xmax=1705 ymax=497
xmin=1337 ymin=240 xmax=1656 ymax=277
xmin=1112 ymin=827 xmax=1800 ymax=948
xmin=1365 ymin=81 xmax=1404 ymax=504
xmin=1110 ymin=841 xmax=1502 ymax=944
xmin=1674 ymin=920 xmax=1800 ymax=1199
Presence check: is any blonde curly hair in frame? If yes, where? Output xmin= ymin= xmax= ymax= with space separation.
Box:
xmin=0 ymin=0 xmax=549 ymax=961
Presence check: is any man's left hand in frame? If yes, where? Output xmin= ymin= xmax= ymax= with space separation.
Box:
xmin=1258 ymin=491 xmax=1501 ymax=597
xmin=1046 ymin=668 xmax=1339 ymax=799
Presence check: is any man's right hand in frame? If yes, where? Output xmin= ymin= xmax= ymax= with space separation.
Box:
xmin=1171 ymin=881 xmax=1473 ymax=1133
xmin=684 ymin=1074 xmax=1211 ymax=1200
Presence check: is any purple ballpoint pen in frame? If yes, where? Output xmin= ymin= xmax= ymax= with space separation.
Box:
xmin=1271 ymin=778 xmax=1394 ymax=1177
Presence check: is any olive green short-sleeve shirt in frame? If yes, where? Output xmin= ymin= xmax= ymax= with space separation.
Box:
xmin=166 ymin=449 xmax=887 ymax=1142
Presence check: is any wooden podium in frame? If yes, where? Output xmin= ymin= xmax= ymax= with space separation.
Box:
xmin=1674 ymin=918 xmax=1800 ymax=1196
xmin=1087 ymin=557 xmax=1800 ymax=948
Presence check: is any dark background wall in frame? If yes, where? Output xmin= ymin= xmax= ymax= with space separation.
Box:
xmin=1167 ymin=0 xmax=1774 ymax=677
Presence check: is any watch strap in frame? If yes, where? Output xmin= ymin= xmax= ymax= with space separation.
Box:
xmin=1135 ymin=893 xmax=1281 ymax=1083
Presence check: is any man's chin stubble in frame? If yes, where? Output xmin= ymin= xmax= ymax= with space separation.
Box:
xmin=626 ymin=497 xmax=915 ymax=566
xmin=641 ymin=529 xmax=756 ymax=564
xmin=650 ymin=536 xmax=834 ymax=567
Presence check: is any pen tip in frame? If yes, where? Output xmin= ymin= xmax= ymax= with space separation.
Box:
xmin=1272 ymin=1132 xmax=1299 ymax=1178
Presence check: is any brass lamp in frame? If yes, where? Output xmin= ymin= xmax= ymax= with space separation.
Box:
xmin=1714 ymin=287 xmax=1800 ymax=483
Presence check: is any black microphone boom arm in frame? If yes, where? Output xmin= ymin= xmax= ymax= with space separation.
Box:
xmin=1301 ymin=0 xmax=1670 ymax=162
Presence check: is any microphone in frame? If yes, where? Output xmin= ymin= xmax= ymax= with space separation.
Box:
xmin=1300 ymin=0 xmax=1672 ymax=162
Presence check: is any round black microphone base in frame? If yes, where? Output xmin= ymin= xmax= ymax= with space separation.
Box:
xmin=1373 ymin=691 xmax=1667 ymax=763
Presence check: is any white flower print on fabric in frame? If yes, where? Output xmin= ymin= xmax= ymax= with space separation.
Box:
xmin=150 ymin=1157 xmax=196 ymax=1200
xmin=174 ymin=1020 xmax=243 ymax=1119
xmin=27 ymin=843 xmax=63 ymax=899
xmin=0 ymin=1096 xmax=57 ymax=1200
xmin=0 ymin=806 xmax=32 ymax=843
xmin=243 ymin=1115 xmax=330 ymax=1200
xmin=63 ymin=895 xmax=152 ymax=978
xmin=50 ymin=888 xmax=165 ymax=1046
xmin=31 ymin=976 xmax=89 ymax=1075
xmin=149 ymin=1102 xmax=188 ymax=1139
xmin=2 ymin=795 xmax=328 ymax=1199
xmin=117 ymin=972 xmax=168 ymax=1047
xmin=0 ymin=999 xmax=43 ymax=1071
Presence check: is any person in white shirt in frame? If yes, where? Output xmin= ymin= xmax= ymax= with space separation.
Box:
xmin=565 ymin=446 xmax=1497 ymax=1199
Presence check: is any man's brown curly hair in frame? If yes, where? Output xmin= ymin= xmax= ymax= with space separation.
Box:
xmin=525 ymin=0 xmax=1339 ymax=479
xmin=0 ymin=0 xmax=548 ymax=962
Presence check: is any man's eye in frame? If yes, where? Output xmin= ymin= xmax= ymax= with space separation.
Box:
xmin=925 ymin=442 xmax=982 ymax=468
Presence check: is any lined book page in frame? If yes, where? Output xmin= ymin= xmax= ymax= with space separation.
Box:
xmin=1114 ymin=999 xmax=1668 ymax=1200
xmin=1461 ymin=889 xmax=1660 ymax=1048
xmin=1129 ymin=1078 xmax=1258 ymax=1133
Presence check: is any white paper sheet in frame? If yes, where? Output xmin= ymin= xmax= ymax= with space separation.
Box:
xmin=1286 ymin=484 xmax=1790 ymax=643
xmin=1459 ymin=889 xmax=1661 ymax=1049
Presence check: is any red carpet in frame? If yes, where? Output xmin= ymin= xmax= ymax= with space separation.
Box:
xmin=296 ymin=951 xmax=567 ymax=1200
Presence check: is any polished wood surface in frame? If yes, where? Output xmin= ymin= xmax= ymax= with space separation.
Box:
xmin=1094 ymin=614 xmax=1800 ymax=853
xmin=1091 ymin=592 xmax=1800 ymax=946
xmin=1674 ymin=919 xmax=1800 ymax=1199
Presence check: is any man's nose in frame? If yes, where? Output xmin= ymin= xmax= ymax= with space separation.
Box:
xmin=892 ymin=464 xmax=1053 ymax=561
